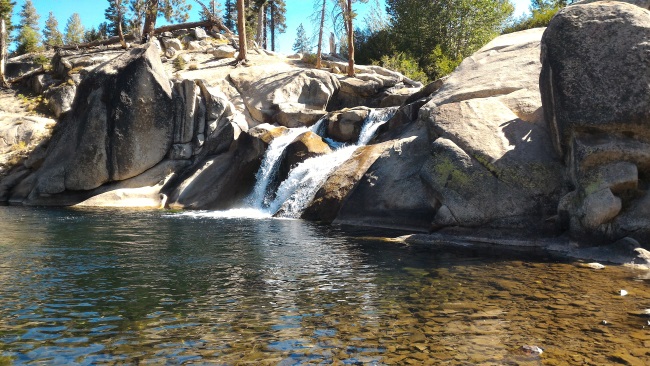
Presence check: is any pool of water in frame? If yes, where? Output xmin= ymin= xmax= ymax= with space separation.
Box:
xmin=0 ymin=206 xmax=649 ymax=365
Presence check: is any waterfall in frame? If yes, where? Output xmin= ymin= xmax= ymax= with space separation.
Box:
xmin=246 ymin=126 xmax=310 ymax=208
xmin=270 ymin=108 xmax=397 ymax=218
xmin=240 ymin=108 xmax=396 ymax=218
xmin=246 ymin=117 xmax=328 ymax=209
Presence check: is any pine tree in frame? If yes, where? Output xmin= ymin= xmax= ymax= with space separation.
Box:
xmin=223 ymin=0 xmax=235 ymax=31
xmin=64 ymin=13 xmax=85 ymax=45
xmin=128 ymin=0 xmax=147 ymax=38
xmin=43 ymin=11 xmax=63 ymax=47
xmin=292 ymin=23 xmax=311 ymax=54
xmin=105 ymin=0 xmax=128 ymax=37
xmin=142 ymin=0 xmax=191 ymax=40
xmin=16 ymin=0 xmax=41 ymax=54
xmin=267 ymin=0 xmax=285 ymax=51
xmin=236 ymin=0 xmax=246 ymax=61
xmin=0 ymin=0 xmax=14 ymax=35
xmin=201 ymin=0 xmax=222 ymax=21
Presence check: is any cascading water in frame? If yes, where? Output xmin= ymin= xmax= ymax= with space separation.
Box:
xmin=246 ymin=117 xmax=328 ymax=210
xmin=268 ymin=108 xmax=397 ymax=218
xmin=178 ymin=108 xmax=396 ymax=219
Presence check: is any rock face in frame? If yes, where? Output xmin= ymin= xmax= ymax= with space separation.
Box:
xmin=25 ymin=44 xmax=174 ymax=203
xmin=540 ymin=1 xmax=650 ymax=242
xmin=326 ymin=107 xmax=371 ymax=143
xmin=229 ymin=65 xmax=340 ymax=124
xmin=3 ymin=44 xmax=240 ymax=206
xmin=415 ymin=28 xmax=564 ymax=230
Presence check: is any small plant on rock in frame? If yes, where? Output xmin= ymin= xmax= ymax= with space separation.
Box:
xmin=173 ymin=56 xmax=187 ymax=71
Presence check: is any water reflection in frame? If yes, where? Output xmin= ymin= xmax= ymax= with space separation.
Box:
xmin=0 ymin=207 xmax=649 ymax=364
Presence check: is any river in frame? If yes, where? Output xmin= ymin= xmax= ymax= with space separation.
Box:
xmin=0 ymin=206 xmax=649 ymax=365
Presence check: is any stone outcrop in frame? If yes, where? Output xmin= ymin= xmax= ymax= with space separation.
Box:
xmin=415 ymin=28 xmax=564 ymax=231
xmin=164 ymin=131 xmax=267 ymax=210
xmin=325 ymin=107 xmax=371 ymax=143
xmin=540 ymin=1 xmax=650 ymax=242
xmin=229 ymin=65 xmax=340 ymax=125
xmin=2 ymin=5 xmax=647 ymax=252
xmin=3 ymin=43 xmax=241 ymax=206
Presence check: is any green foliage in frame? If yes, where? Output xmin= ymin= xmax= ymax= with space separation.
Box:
xmin=173 ymin=56 xmax=186 ymax=70
xmin=84 ymin=26 xmax=108 ymax=43
xmin=15 ymin=0 xmax=41 ymax=54
xmin=201 ymin=0 xmax=222 ymax=21
xmin=64 ymin=13 xmax=85 ymax=45
xmin=16 ymin=25 xmax=40 ymax=54
xmin=425 ymin=44 xmax=461 ymax=79
xmin=33 ymin=53 xmax=49 ymax=66
xmin=43 ymin=11 xmax=63 ymax=47
xmin=503 ymin=1 xmax=571 ymax=33
xmin=0 ymin=0 xmax=15 ymax=35
xmin=292 ymin=23 xmax=311 ymax=54
xmin=373 ymin=52 xmax=429 ymax=84
xmin=223 ymin=0 xmax=236 ymax=31
xmin=355 ymin=28 xmax=395 ymax=66
xmin=104 ymin=0 xmax=128 ymax=37
xmin=302 ymin=53 xmax=318 ymax=66
xmin=128 ymin=0 xmax=147 ymax=36
xmin=158 ymin=0 xmax=191 ymax=24
xmin=266 ymin=0 xmax=287 ymax=51
xmin=384 ymin=0 xmax=513 ymax=80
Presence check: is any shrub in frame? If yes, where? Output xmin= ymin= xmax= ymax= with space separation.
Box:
xmin=33 ymin=54 xmax=50 ymax=67
xmin=503 ymin=7 xmax=560 ymax=34
xmin=373 ymin=52 xmax=429 ymax=84
xmin=302 ymin=53 xmax=318 ymax=67
xmin=173 ymin=56 xmax=187 ymax=71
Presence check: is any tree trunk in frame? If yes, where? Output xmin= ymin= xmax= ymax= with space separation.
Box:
xmin=263 ymin=5 xmax=268 ymax=49
xmin=316 ymin=0 xmax=326 ymax=69
xmin=270 ymin=2 xmax=275 ymax=51
xmin=236 ymin=0 xmax=247 ymax=61
xmin=0 ymin=19 xmax=7 ymax=87
xmin=256 ymin=4 xmax=265 ymax=48
xmin=116 ymin=0 xmax=127 ymax=49
xmin=143 ymin=0 xmax=159 ymax=42
xmin=346 ymin=0 xmax=355 ymax=77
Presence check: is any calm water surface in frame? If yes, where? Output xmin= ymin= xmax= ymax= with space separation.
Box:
xmin=1 ymin=206 xmax=650 ymax=365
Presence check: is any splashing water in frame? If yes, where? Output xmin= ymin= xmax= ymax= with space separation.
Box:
xmin=246 ymin=127 xmax=311 ymax=208
xmin=270 ymin=108 xmax=397 ymax=218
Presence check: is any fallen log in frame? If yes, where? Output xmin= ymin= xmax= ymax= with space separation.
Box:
xmin=8 ymin=66 xmax=45 ymax=84
xmin=51 ymin=19 xmax=231 ymax=51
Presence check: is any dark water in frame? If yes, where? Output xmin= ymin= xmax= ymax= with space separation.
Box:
xmin=1 ymin=207 xmax=650 ymax=365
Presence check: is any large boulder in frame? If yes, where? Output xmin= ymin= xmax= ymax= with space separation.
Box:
xmin=301 ymin=140 xmax=396 ymax=223
xmin=278 ymin=131 xmax=332 ymax=183
xmin=540 ymin=1 xmax=650 ymax=242
xmin=165 ymin=132 xmax=267 ymax=210
xmin=416 ymin=27 xmax=564 ymax=230
xmin=541 ymin=1 xmax=650 ymax=156
xmin=20 ymin=44 xmax=175 ymax=204
xmin=326 ymin=107 xmax=370 ymax=143
xmin=229 ymin=65 xmax=340 ymax=124
xmin=332 ymin=122 xmax=438 ymax=230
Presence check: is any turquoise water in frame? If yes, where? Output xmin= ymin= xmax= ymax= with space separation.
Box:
xmin=1 ymin=206 xmax=650 ymax=365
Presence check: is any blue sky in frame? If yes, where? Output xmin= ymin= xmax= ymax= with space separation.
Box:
xmin=11 ymin=0 xmax=531 ymax=54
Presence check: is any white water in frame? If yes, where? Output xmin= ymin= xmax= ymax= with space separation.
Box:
xmin=246 ymin=127 xmax=311 ymax=208
xmin=269 ymin=108 xmax=397 ymax=218
xmin=177 ymin=108 xmax=396 ymax=220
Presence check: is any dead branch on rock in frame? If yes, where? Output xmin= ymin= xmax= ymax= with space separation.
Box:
xmin=193 ymin=0 xmax=233 ymax=35
xmin=8 ymin=66 xmax=46 ymax=84
xmin=51 ymin=18 xmax=231 ymax=51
